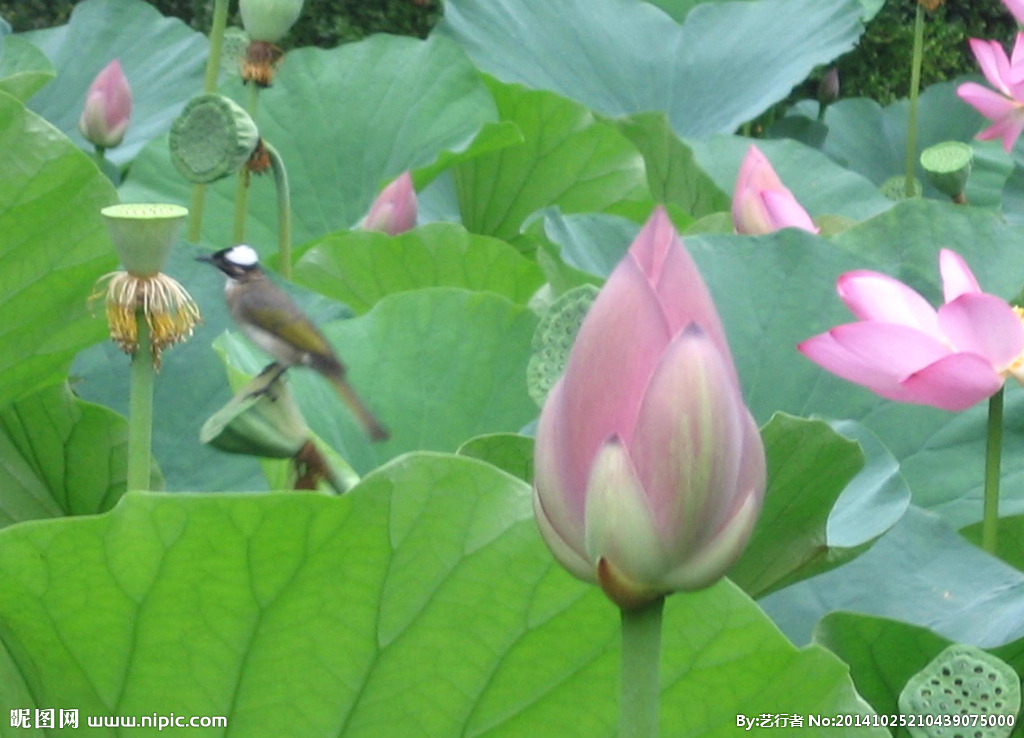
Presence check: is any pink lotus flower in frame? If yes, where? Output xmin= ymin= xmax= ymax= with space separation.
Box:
xmin=799 ymin=250 xmax=1024 ymax=411
xmin=78 ymin=59 xmax=132 ymax=149
xmin=533 ymin=207 xmax=766 ymax=609
xmin=732 ymin=145 xmax=819 ymax=236
xmin=957 ymin=34 xmax=1024 ymax=153
xmin=363 ymin=172 xmax=417 ymax=235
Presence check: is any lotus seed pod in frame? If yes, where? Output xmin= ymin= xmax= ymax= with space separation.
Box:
xmin=880 ymin=175 xmax=922 ymax=201
xmin=526 ymin=284 xmax=599 ymax=407
xmin=169 ymin=94 xmax=260 ymax=184
xmin=898 ymin=645 xmax=1019 ymax=738
xmin=240 ymin=0 xmax=304 ymax=42
xmin=101 ymin=203 xmax=188 ymax=277
xmin=921 ymin=141 xmax=973 ymax=202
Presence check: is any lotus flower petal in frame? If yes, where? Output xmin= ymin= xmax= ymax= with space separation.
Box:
xmin=837 ymin=271 xmax=940 ymax=335
xmin=937 ymin=293 xmax=1024 ymax=369
xmin=940 ymin=248 xmax=982 ymax=302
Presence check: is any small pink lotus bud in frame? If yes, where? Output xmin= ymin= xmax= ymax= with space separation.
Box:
xmin=732 ymin=145 xmax=818 ymax=236
xmin=79 ymin=59 xmax=132 ymax=149
xmin=363 ymin=172 xmax=417 ymax=235
xmin=533 ymin=207 xmax=766 ymax=610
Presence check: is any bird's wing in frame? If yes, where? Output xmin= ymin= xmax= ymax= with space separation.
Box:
xmin=233 ymin=279 xmax=336 ymax=358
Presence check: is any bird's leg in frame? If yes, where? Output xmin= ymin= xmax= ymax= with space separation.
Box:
xmin=247 ymin=362 xmax=289 ymax=399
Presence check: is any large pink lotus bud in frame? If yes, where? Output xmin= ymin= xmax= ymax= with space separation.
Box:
xmin=78 ymin=59 xmax=132 ymax=149
xmin=732 ymin=145 xmax=818 ymax=236
xmin=533 ymin=207 xmax=766 ymax=609
xmin=363 ymin=172 xmax=417 ymax=235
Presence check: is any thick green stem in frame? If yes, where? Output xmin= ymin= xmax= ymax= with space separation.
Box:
xmin=127 ymin=312 xmax=155 ymax=491
xmin=188 ymin=0 xmax=231 ymax=242
xmin=982 ymin=388 xmax=1005 ymax=554
xmin=620 ymin=597 xmax=664 ymax=738
xmin=264 ymin=141 xmax=292 ymax=279
xmin=904 ymin=3 xmax=925 ymax=198
xmin=232 ymin=85 xmax=262 ymax=245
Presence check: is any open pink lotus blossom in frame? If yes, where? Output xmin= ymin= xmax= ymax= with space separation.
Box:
xmin=78 ymin=59 xmax=132 ymax=149
xmin=799 ymin=250 xmax=1024 ymax=411
xmin=363 ymin=171 xmax=417 ymax=235
xmin=533 ymin=207 xmax=766 ymax=609
xmin=732 ymin=145 xmax=819 ymax=236
xmin=957 ymin=34 xmax=1024 ymax=153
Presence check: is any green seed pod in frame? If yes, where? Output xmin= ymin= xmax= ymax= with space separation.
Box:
xmin=899 ymin=645 xmax=1020 ymax=738
xmin=169 ymin=94 xmax=260 ymax=184
xmin=240 ymin=0 xmax=304 ymax=43
xmin=101 ymin=203 xmax=188 ymax=277
xmin=527 ymin=284 xmax=599 ymax=407
xmin=920 ymin=141 xmax=973 ymax=202
xmin=880 ymin=175 xmax=922 ymax=201
xmin=200 ymin=372 xmax=309 ymax=458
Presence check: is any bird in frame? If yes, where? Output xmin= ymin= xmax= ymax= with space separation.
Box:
xmin=197 ymin=244 xmax=389 ymax=441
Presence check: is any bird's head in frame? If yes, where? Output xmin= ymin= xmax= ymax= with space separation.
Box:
xmin=197 ymin=244 xmax=262 ymax=280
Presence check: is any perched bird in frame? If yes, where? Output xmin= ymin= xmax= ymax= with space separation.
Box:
xmin=197 ymin=244 xmax=389 ymax=441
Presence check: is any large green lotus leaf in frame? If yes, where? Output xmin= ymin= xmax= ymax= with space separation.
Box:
xmin=121 ymin=34 xmax=500 ymax=249
xmin=453 ymin=79 xmax=650 ymax=241
xmin=0 ymin=383 xmax=145 ymax=530
xmin=762 ymin=506 xmax=1024 ymax=647
xmin=0 ymin=455 xmax=885 ymax=736
xmin=960 ymin=514 xmax=1024 ymax=572
xmin=807 ymin=80 xmax=1013 ymax=207
xmin=611 ymin=111 xmax=730 ymax=219
xmin=0 ymin=34 xmax=54 ymax=101
xmin=437 ymin=0 xmax=863 ymax=137
xmin=0 ymin=89 xmax=117 ymax=408
xmin=19 ymin=0 xmax=207 ymax=165
xmin=688 ymin=134 xmax=893 ymax=222
xmin=731 ymin=414 xmax=907 ymax=599
xmin=292 ymin=223 xmax=545 ymax=314
xmin=647 ymin=0 xmax=884 ymax=23
xmin=214 ymin=288 xmax=539 ymax=477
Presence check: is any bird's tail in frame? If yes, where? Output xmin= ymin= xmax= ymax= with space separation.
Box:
xmin=327 ymin=373 xmax=389 ymax=442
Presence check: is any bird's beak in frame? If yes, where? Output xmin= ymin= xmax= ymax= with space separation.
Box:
xmin=195 ymin=253 xmax=213 ymax=263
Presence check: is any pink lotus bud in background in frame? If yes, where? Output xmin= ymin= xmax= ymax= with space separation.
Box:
xmin=732 ymin=145 xmax=819 ymax=235
xmin=957 ymin=34 xmax=1024 ymax=153
xmin=533 ymin=207 xmax=766 ymax=610
xmin=363 ymin=172 xmax=417 ymax=235
xmin=799 ymin=250 xmax=1024 ymax=411
xmin=818 ymin=67 xmax=840 ymax=105
xmin=78 ymin=59 xmax=132 ymax=149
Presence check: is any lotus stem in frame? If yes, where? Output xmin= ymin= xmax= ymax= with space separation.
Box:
xmin=232 ymin=85 xmax=262 ymax=245
xmin=619 ymin=597 xmax=664 ymax=738
xmin=904 ymin=3 xmax=925 ymax=198
xmin=982 ymin=388 xmax=1004 ymax=554
xmin=264 ymin=140 xmax=292 ymax=279
xmin=189 ymin=0 xmax=232 ymax=242
xmin=127 ymin=311 xmax=155 ymax=491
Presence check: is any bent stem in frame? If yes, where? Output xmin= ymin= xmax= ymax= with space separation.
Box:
xmin=265 ymin=140 xmax=292 ymax=279
xmin=127 ymin=312 xmax=155 ymax=491
xmin=620 ymin=597 xmax=664 ymax=738
xmin=904 ymin=2 xmax=924 ymax=198
xmin=982 ymin=388 xmax=1004 ymax=554
xmin=188 ymin=0 xmax=232 ymax=242
xmin=232 ymin=84 xmax=262 ymax=245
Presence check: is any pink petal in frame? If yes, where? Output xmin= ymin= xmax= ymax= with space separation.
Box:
xmin=761 ymin=190 xmax=819 ymax=233
xmin=937 ymin=293 xmax=1024 ymax=370
xmin=968 ymin=38 xmax=1013 ymax=95
xmin=836 ymin=271 xmax=940 ymax=335
xmin=956 ymin=83 xmax=1018 ymax=121
xmin=557 ymin=244 xmax=674 ymax=500
xmin=736 ymin=145 xmax=785 ymax=193
xmin=633 ymin=207 xmax=739 ymax=387
xmin=798 ymin=322 xmax=953 ymax=398
xmin=939 ymin=249 xmax=981 ymax=302
xmin=628 ymin=326 xmax=748 ymax=552
xmin=979 ymin=110 xmax=1024 ymax=153
xmin=732 ymin=145 xmax=784 ymax=235
xmin=895 ymin=353 xmax=1005 ymax=411
xmin=364 ymin=171 xmax=417 ymax=235
xmin=1006 ymin=1 xmax=1024 ymax=27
